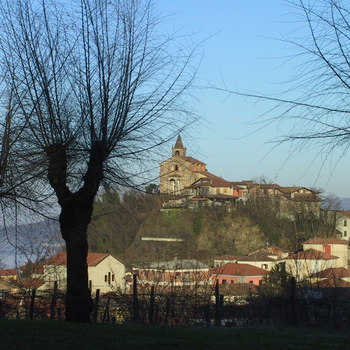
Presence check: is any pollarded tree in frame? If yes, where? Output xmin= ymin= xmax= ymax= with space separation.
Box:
xmin=0 ymin=0 xmax=198 ymax=321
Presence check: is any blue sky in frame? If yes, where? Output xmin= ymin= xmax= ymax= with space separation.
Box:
xmin=157 ymin=0 xmax=350 ymax=198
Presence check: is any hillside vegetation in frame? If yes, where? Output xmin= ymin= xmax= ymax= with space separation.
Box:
xmin=88 ymin=190 xmax=337 ymax=263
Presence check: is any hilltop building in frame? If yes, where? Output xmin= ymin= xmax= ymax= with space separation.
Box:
xmin=160 ymin=136 xmax=322 ymax=209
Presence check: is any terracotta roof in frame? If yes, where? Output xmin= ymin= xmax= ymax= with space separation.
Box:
xmin=0 ymin=269 xmax=18 ymax=277
xmin=248 ymin=246 xmax=289 ymax=259
xmin=18 ymin=278 xmax=45 ymax=289
xmin=218 ymin=283 xmax=259 ymax=296
xmin=191 ymin=173 xmax=233 ymax=188
xmin=211 ymin=263 xmax=269 ymax=277
xmin=178 ymin=156 xmax=206 ymax=166
xmin=312 ymin=278 xmax=350 ymax=288
xmin=310 ymin=267 xmax=350 ymax=279
xmin=278 ymin=186 xmax=305 ymax=193
xmin=338 ymin=211 xmax=350 ymax=218
xmin=174 ymin=135 xmax=184 ymax=149
xmin=287 ymin=249 xmax=338 ymax=260
xmin=257 ymin=184 xmax=281 ymax=189
xmin=44 ymin=251 xmax=109 ymax=267
xmin=303 ymin=237 xmax=348 ymax=245
xmin=289 ymin=194 xmax=322 ymax=202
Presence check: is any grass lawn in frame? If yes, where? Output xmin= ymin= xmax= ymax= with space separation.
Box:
xmin=0 ymin=320 xmax=349 ymax=350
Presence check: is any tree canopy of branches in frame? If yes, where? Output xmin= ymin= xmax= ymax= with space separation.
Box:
xmin=268 ymin=0 xmax=350 ymax=160
xmin=0 ymin=0 xmax=198 ymax=321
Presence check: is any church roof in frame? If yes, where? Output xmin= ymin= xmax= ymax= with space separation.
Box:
xmin=174 ymin=135 xmax=184 ymax=149
xmin=178 ymin=156 xmax=206 ymax=165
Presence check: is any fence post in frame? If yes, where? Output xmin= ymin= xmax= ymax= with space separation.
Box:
xmin=205 ymin=304 xmax=211 ymax=327
xmin=133 ymin=274 xmax=139 ymax=323
xmin=50 ymin=281 xmax=58 ymax=320
xmin=92 ymin=289 xmax=100 ymax=323
xmin=215 ymin=281 xmax=221 ymax=327
xmin=149 ymin=285 xmax=155 ymax=325
xmin=29 ymin=289 xmax=36 ymax=320
xmin=102 ymin=297 xmax=110 ymax=323
xmin=290 ymin=277 xmax=297 ymax=326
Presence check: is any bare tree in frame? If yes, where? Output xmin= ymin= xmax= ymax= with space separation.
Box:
xmin=269 ymin=0 xmax=350 ymax=154
xmin=0 ymin=0 xmax=198 ymax=321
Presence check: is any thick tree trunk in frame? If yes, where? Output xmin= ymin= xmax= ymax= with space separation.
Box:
xmin=46 ymin=142 xmax=104 ymax=322
xmin=60 ymin=195 xmax=95 ymax=322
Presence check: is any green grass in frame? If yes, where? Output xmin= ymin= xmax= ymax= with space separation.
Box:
xmin=0 ymin=320 xmax=349 ymax=350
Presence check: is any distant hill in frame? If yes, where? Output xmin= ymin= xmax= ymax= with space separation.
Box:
xmin=321 ymin=197 xmax=350 ymax=210
xmin=339 ymin=198 xmax=350 ymax=210
xmin=0 ymin=219 xmax=61 ymax=268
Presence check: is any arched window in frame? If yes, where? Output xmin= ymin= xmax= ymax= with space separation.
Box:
xmin=175 ymin=150 xmax=180 ymax=156
xmin=170 ymin=179 xmax=176 ymax=192
xmin=174 ymin=165 xmax=179 ymax=171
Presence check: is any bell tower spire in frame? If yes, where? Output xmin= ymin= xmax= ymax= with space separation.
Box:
xmin=172 ymin=135 xmax=186 ymax=156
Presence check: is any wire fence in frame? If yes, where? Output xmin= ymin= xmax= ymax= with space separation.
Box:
xmin=1 ymin=281 xmax=350 ymax=328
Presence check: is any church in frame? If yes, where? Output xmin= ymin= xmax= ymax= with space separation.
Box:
xmin=159 ymin=136 xmax=248 ymax=204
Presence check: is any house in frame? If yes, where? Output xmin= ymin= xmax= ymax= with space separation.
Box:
xmin=308 ymin=267 xmax=350 ymax=299
xmin=210 ymin=263 xmax=268 ymax=286
xmin=31 ymin=251 xmax=126 ymax=294
xmin=0 ymin=269 xmax=18 ymax=280
xmin=214 ymin=246 xmax=288 ymax=271
xmin=335 ymin=211 xmax=350 ymax=240
xmin=302 ymin=237 xmax=349 ymax=268
xmin=133 ymin=259 xmax=209 ymax=291
xmin=284 ymin=249 xmax=339 ymax=280
xmin=309 ymin=267 xmax=350 ymax=284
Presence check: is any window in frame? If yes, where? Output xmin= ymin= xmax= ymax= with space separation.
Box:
xmin=175 ymin=150 xmax=179 ymax=156
xmin=174 ymin=165 xmax=179 ymax=171
xmin=104 ymin=275 xmax=107 ymax=282
xmin=89 ymin=280 xmax=92 ymax=291
xmin=222 ymin=279 xmax=226 ymax=284
xmin=112 ymin=274 xmax=115 ymax=282
xmin=261 ymin=264 xmax=268 ymax=269
xmin=184 ymin=272 xmax=190 ymax=282
xmin=344 ymin=231 xmax=348 ymax=237
xmin=345 ymin=220 xmax=348 ymax=227
xmin=108 ymin=272 xmax=111 ymax=284
xmin=249 ymin=280 xmax=253 ymax=284
xmin=323 ymin=245 xmax=331 ymax=255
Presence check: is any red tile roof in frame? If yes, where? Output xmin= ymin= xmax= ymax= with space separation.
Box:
xmin=310 ymin=267 xmax=350 ymax=279
xmin=0 ymin=269 xmax=18 ymax=277
xmin=339 ymin=210 xmax=350 ymax=218
xmin=18 ymin=278 xmax=45 ymax=289
xmin=178 ymin=156 xmax=206 ymax=166
xmin=211 ymin=263 xmax=269 ymax=277
xmin=303 ymin=238 xmax=348 ymax=245
xmin=312 ymin=278 xmax=350 ymax=288
xmin=218 ymin=283 xmax=259 ymax=295
xmin=44 ymin=251 xmax=109 ymax=267
xmin=287 ymin=249 xmax=339 ymax=260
